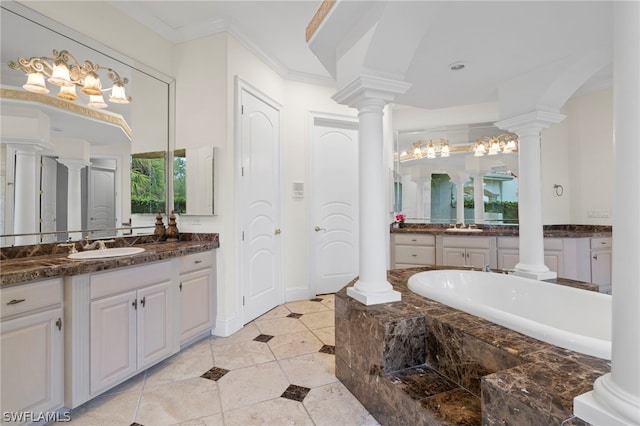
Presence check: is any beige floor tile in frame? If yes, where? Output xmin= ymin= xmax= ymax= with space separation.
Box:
xmin=210 ymin=323 xmax=260 ymax=347
xmin=223 ymin=398 xmax=314 ymax=426
xmin=256 ymin=304 xmax=292 ymax=320
xmin=312 ymin=326 xmax=335 ymax=346
xmin=212 ymin=340 xmax=275 ymax=370
xmin=217 ymin=361 xmax=290 ymax=411
xmin=299 ymin=310 xmax=334 ymax=330
xmin=136 ymin=377 xmax=221 ymax=426
xmin=268 ymin=330 xmax=323 ymax=360
xmin=145 ymin=339 xmax=214 ymax=388
xmin=63 ymin=389 xmax=140 ymax=425
xmin=254 ymin=316 xmax=309 ymax=336
xmin=319 ymin=294 xmax=336 ymax=310
xmin=171 ymin=413 xmax=225 ymax=425
xmin=100 ymin=370 xmax=146 ymax=396
xmin=284 ymin=299 xmax=331 ymax=314
xmin=278 ymin=352 xmax=337 ymax=388
xmin=304 ymin=382 xmax=381 ymax=426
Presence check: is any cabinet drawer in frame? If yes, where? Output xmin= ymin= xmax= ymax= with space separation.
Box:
xmin=91 ymin=261 xmax=173 ymax=300
xmin=179 ymin=251 xmax=214 ymax=274
xmin=394 ymin=234 xmax=435 ymax=246
xmin=591 ymin=237 xmax=612 ymax=249
xmin=497 ymin=237 xmax=519 ymax=249
xmin=442 ymin=236 xmax=492 ymax=249
xmin=1 ymin=278 xmax=63 ymax=319
xmin=394 ymin=245 xmax=436 ymax=264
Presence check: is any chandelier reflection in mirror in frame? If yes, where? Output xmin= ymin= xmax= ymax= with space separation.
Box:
xmin=399 ymin=133 xmax=518 ymax=162
xmin=8 ymin=49 xmax=132 ymax=109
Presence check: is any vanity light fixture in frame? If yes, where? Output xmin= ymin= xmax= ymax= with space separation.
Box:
xmin=403 ymin=139 xmax=450 ymax=161
xmin=8 ymin=49 xmax=132 ymax=109
xmin=472 ymin=133 xmax=519 ymax=157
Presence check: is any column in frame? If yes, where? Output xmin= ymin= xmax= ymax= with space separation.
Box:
xmin=472 ymin=173 xmax=485 ymax=224
xmin=58 ymin=159 xmax=89 ymax=241
xmin=451 ymin=173 xmax=469 ymax=225
xmin=333 ymin=75 xmax=411 ymax=305
xmin=422 ymin=175 xmax=432 ymax=221
xmin=574 ymin=2 xmax=640 ymax=424
xmin=12 ymin=146 xmax=40 ymax=245
xmin=496 ymin=111 xmax=565 ymax=280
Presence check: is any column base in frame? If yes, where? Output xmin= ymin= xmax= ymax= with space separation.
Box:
xmin=574 ymin=374 xmax=640 ymax=425
xmin=347 ymin=281 xmax=401 ymax=306
xmin=511 ymin=263 xmax=557 ymax=281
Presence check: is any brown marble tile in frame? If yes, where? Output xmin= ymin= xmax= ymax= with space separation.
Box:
xmin=280 ymin=384 xmax=310 ymax=402
xmin=419 ymin=388 xmax=481 ymax=426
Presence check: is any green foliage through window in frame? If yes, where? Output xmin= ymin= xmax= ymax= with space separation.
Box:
xmin=131 ymin=152 xmax=166 ymax=214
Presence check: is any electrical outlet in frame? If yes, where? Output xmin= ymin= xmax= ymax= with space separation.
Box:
xmin=587 ymin=209 xmax=610 ymax=218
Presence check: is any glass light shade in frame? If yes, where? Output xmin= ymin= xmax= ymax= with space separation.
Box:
xmin=413 ymin=146 xmax=422 ymax=159
xmin=488 ymin=141 xmax=501 ymax=155
xmin=109 ymin=83 xmax=129 ymax=104
xmin=474 ymin=143 xmax=486 ymax=157
xmin=57 ymin=85 xmax=78 ymax=101
xmin=426 ymin=142 xmax=436 ymax=159
xmin=503 ymin=140 xmax=517 ymax=152
xmin=440 ymin=143 xmax=450 ymax=157
xmin=81 ymin=72 xmax=102 ymax=96
xmin=88 ymin=94 xmax=108 ymax=108
xmin=48 ymin=62 xmax=73 ymax=86
xmin=23 ymin=72 xmax=49 ymax=94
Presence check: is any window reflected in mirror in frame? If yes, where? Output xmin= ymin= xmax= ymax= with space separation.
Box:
xmin=131 ymin=151 xmax=166 ymax=214
xmin=173 ymin=149 xmax=186 ymax=214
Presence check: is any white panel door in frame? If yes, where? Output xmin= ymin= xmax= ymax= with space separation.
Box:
xmin=311 ymin=118 xmax=359 ymax=294
xmin=88 ymin=166 xmax=116 ymax=238
xmin=240 ymin=88 xmax=282 ymax=323
xmin=137 ymin=281 xmax=173 ymax=369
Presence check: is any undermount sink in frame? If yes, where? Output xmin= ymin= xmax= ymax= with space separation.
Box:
xmin=68 ymin=247 xmax=145 ymax=260
xmin=445 ymin=227 xmax=483 ymax=233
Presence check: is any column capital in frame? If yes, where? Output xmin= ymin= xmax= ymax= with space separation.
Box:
xmin=57 ymin=158 xmax=90 ymax=171
xmin=495 ymin=110 xmax=566 ymax=137
xmin=332 ymin=75 xmax=411 ymax=109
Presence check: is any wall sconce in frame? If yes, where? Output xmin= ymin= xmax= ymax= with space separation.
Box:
xmin=8 ymin=49 xmax=132 ymax=109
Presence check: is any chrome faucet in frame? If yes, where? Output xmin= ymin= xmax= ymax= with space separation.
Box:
xmin=82 ymin=237 xmax=116 ymax=250
xmin=57 ymin=241 xmax=78 ymax=254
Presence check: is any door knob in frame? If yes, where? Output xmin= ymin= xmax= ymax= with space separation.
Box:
xmin=314 ymin=226 xmax=326 ymax=232
xmin=274 ymin=229 xmax=282 ymax=235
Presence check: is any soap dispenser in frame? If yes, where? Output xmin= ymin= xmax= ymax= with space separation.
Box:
xmin=154 ymin=212 xmax=166 ymax=237
xmin=165 ymin=211 xmax=179 ymax=241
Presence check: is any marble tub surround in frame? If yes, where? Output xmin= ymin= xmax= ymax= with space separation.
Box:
xmin=0 ymin=233 xmax=219 ymax=286
xmin=391 ymin=223 xmax=612 ymax=238
xmin=336 ymin=267 xmax=610 ymax=425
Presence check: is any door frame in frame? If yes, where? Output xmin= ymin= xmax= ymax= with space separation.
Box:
xmin=308 ymin=112 xmax=359 ymax=296
xmin=235 ymin=76 xmax=284 ymax=325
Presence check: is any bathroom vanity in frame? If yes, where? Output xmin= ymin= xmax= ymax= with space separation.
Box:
xmin=0 ymin=233 xmax=218 ymax=419
xmin=390 ymin=225 xmax=612 ymax=291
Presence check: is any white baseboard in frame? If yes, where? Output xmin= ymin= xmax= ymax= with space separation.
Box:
xmin=212 ymin=314 xmax=242 ymax=337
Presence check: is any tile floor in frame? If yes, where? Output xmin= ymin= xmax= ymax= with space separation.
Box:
xmin=59 ymin=295 xmax=380 ymax=426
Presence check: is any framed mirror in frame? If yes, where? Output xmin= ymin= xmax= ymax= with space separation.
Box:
xmin=0 ymin=3 xmax=174 ymax=246
xmin=395 ymin=122 xmax=519 ymax=224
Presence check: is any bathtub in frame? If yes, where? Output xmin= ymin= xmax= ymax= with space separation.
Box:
xmin=408 ymin=269 xmax=611 ymax=359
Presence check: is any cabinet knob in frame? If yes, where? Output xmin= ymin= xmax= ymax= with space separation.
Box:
xmin=56 ymin=318 xmax=62 ymax=331
xmin=132 ymin=299 xmax=137 ymax=310
xmin=179 ymin=282 xmax=183 ymax=291
xmin=194 ymin=260 xmax=202 ymax=264
xmin=412 ymin=254 xmax=417 ymax=257
xmin=6 ymin=298 xmax=26 ymax=305
xmin=593 ymin=255 xmax=598 ymax=260
xmin=140 ymin=297 xmax=146 ymax=308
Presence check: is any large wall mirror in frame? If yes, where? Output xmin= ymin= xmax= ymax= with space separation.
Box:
xmin=0 ymin=4 xmax=182 ymax=246
xmin=395 ymin=122 xmax=520 ymax=225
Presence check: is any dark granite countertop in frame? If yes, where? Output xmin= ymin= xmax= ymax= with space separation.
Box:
xmin=391 ymin=224 xmax=612 ymax=238
xmin=0 ymin=233 xmax=219 ymax=287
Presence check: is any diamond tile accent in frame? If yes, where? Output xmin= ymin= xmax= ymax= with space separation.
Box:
xmin=310 ymin=297 xmax=324 ymax=302
xmin=253 ymin=334 xmax=275 ymax=342
xmin=201 ymin=366 xmax=229 ymax=381
xmin=319 ymin=344 xmax=335 ymax=355
xmin=287 ymin=313 xmax=303 ymax=319
xmin=281 ymin=384 xmax=311 ymax=402
xmin=130 ymin=423 xmax=144 ymax=426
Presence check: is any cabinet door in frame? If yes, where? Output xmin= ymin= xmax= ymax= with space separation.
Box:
xmin=442 ymin=248 xmax=466 ymax=267
xmin=591 ymin=250 xmax=612 ymax=287
xmin=467 ymin=249 xmax=490 ymax=269
xmin=137 ymin=281 xmax=174 ymax=369
xmin=544 ymin=252 xmax=563 ymax=276
xmin=498 ymin=250 xmax=519 ymax=270
xmin=1 ymin=308 xmax=63 ymax=418
xmin=180 ymin=270 xmax=213 ymax=343
xmin=90 ymin=291 xmax=137 ymax=394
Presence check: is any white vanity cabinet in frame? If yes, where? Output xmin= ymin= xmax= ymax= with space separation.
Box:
xmin=391 ymin=233 xmax=436 ymax=268
xmin=0 ymin=278 xmax=64 ymax=421
xmin=179 ymin=251 xmax=216 ymax=344
xmin=439 ymin=236 xmax=497 ymax=269
xmin=65 ymin=260 xmax=180 ymax=407
xmin=590 ymin=237 xmax=612 ymax=293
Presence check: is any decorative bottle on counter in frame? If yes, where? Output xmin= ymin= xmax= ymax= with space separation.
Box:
xmin=165 ymin=211 xmax=179 ymax=241
xmin=154 ymin=213 xmax=166 ymax=237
